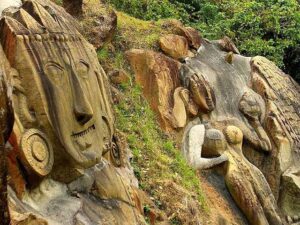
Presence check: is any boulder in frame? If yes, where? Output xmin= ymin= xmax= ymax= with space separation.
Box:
xmin=218 ymin=36 xmax=240 ymax=54
xmin=176 ymin=26 xmax=202 ymax=50
xmin=159 ymin=34 xmax=189 ymax=59
xmin=109 ymin=69 xmax=131 ymax=85
xmin=126 ymin=49 xmax=181 ymax=131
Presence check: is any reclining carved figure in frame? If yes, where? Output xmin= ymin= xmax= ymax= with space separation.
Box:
xmin=185 ymin=124 xmax=283 ymax=225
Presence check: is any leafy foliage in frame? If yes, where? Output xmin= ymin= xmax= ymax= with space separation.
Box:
xmin=107 ymin=0 xmax=300 ymax=82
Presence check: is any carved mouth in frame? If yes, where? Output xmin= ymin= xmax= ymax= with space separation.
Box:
xmin=71 ymin=125 xmax=96 ymax=151
xmin=71 ymin=125 xmax=95 ymax=138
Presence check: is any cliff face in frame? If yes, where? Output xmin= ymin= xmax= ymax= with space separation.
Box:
xmin=0 ymin=1 xmax=299 ymax=225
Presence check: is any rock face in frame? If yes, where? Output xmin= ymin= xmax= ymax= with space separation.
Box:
xmin=180 ymin=40 xmax=300 ymax=224
xmin=0 ymin=1 xmax=147 ymax=224
xmin=126 ymin=49 xmax=182 ymax=131
xmin=128 ymin=25 xmax=300 ymax=224
xmin=0 ymin=43 xmax=14 ymax=225
xmin=159 ymin=34 xmax=189 ymax=59
xmin=175 ymin=26 xmax=201 ymax=50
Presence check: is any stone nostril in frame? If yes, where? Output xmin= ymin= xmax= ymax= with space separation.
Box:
xmin=74 ymin=109 xmax=93 ymax=125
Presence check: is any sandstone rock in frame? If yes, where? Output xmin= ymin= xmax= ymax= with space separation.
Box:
xmin=179 ymin=39 xmax=299 ymax=224
xmin=109 ymin=69 xmax=130 ymax=85
xmin=280 ymin=168 xmax=300 ymax=217
xmin=126 ymin=49 xmax=181 ymax=131
xmin=159 ymin=34 xmax=189 ymax=59
xmin=218 ymin=36 xmax=240 ymax=54
xmin=176 ymin=26 xmax=202 ymax=49
xmin=179 ymin=88 xmax=198 ymax=116
xmin=172 ymin=87 xmax=187 ymax=128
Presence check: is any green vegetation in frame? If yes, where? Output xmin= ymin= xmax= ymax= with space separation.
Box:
xmin=107 ymin=0 xmax=300 ymax=82
xmin=114 ymin=83 xmax=206 ymax=208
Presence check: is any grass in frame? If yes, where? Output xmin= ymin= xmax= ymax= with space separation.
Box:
xmin=79 ymin=5 xmax=208 ymax=222
xmin=114 ymin=83 xmax=207 ymax=208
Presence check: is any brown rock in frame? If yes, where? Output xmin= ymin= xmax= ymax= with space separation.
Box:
xmin=109 ymin=70 xmax=131 ymax=85
xmin=159 ymin=34 xmax=189 ymax=59
xmin=172 ymin=87 xmax=187 ymax=128
xmin=219 ymin=36 xmax=240 ymax=54
xmin=176 ymin=26 xmax=202 ymax=49
xmin=179 ymin=88 xmax=198 ymax=116
xmin=126 ymin=49 xmax=181 ymax=131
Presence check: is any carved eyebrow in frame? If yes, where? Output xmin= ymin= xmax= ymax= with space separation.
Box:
xmin=45 ymin=61 xmax=64 ymax=70
xmin=78 ymin=60 xmax=90 ymax=69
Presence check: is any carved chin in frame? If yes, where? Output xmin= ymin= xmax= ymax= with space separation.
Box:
xmin=61 ymin=124 xmax=103 ymax=167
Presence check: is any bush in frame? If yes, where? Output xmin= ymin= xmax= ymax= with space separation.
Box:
xmin=107 ymin=0 xmax=300 ymax=82
xmin=106 ymin=0 xmax=189 ymax=22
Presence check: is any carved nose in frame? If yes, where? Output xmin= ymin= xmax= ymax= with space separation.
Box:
xmin=74 ymin=102 xmax=93 ymax=125
xmin=72 ymin=75 xmax=93 ymax=125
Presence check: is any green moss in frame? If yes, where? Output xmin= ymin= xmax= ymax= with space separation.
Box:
xmin=97 ymin=45 xmax=109 ymax=61
xmin=114 ymin=83 xmax=207 ymax=209
xmin=53 ymin=0 xmax=63 ymax=6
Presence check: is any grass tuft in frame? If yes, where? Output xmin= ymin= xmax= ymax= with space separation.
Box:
xmin=114 ymin=83 xmax=207 ymax=208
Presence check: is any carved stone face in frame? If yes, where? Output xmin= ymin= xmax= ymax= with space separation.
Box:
xmin=0 ymin=0 xmax=114 ymax=173
xmin=14 ymin=37 xmax=113 ymax=169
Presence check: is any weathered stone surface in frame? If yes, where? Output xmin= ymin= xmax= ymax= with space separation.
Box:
xmin=126 ymin=49 xmax=181 ymax=131
xmin=280 ymin=167 xmax=300 ymax=217
xmin=218 ymin=36 xmax=240 ymax=54
xmin=184 ymin=124 xmax=228 ymax=170
xmin=109 ymin=69 xmax=130 ymax=85
xmin=159 ymin=34 xmax=189 ymax=59
xmin=178 ymin=37 xmax=299 ymax=224
xmin=178 ymin=88 xmax=198 ymax=116
xmin=0 ymin=41 xmax=14 ymax=225
xmin=176 ymin=26 xmax=202 ymax=49
xmin=172 ymin=87 xmax=187 ymax=128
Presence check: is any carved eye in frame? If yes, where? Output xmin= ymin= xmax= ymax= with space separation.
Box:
xmin=45 ymin=63 xmax=64 ymax=86
xmin=77 ymin=61 xmax=89 ymax=79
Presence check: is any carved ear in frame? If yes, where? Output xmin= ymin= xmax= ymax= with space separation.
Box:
xmin=12 ymin=8 xmax=45 ymax=34
xmin=11 ymin=68 xmax=37 ymax=126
